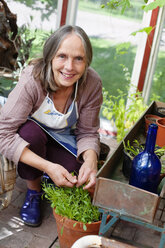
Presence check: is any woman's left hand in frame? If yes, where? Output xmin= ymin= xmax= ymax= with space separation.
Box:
xmin=76 ymin=150 xmax=98 ymax=190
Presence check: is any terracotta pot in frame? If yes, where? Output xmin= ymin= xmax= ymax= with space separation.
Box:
xmin=156 ymin=118 xmax=165 ymax=147
xmin=144 ymin=114 xmax=161 ymax=135
xmin=53 ymin=209 xmax=101 ymax=248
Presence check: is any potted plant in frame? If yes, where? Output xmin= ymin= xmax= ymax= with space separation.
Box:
xmin=156 ymin=118 xmax=165 ymax=147
xmin=122 ymin=139 xmax=144 ymax=178
xmin=144 ymin=114 xmax=161 ymax=135
xmin=42 ymin=181 xmax=102 ymax=248
xmin=155 ymin=107 xmax=165 ymax=118
xmin=122 ymin=139 xmax=165 ymax=179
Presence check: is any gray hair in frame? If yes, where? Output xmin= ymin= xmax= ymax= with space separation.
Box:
xmin=31 ymin=25 xmax=93 ymax=92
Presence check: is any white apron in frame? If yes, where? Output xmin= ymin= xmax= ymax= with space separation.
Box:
xmin=29 ymin=83 xmax=79 ymax=157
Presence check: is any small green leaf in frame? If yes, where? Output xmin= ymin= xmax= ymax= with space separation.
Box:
xmin=143 ymin=0 xmax=165 ymax=12
xmin=83 ymin=224 xmax=87 ymax=231
xmin=73 ymin=223 xmax=77 ymax=228
xmin=131 ymin=26 xmax=153 ymax=36
xmin=100 ymin=4 xmax=105 ymax=8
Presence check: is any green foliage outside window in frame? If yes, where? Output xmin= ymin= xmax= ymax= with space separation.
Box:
xmin=102 ymin=88 xmax=148 ymax=142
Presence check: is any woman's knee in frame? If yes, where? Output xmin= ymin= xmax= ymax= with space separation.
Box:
xmin=18 ymin=120 xmax=48 ymax=146
xmin=17 ymin=121 xmax=48 ymax=179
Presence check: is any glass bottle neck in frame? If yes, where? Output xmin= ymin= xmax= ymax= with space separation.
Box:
xmin=145 ymin=124 xmax=158 ymax=153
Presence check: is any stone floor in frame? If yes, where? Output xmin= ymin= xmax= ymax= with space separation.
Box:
xmin=0 ymin=137 xmax=164 ymax=248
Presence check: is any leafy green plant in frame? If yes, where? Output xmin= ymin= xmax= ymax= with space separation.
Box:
xmin=123 ymin=139 xmax=165 ymax=174
xmin=102 ymin=88 xmax=147 ymax=142
xmin=101 ymin=0 xmax=165 ymax=15
xmin=123 ymin=139 xmax=144 ymax=159
xmin=142 ymin=0 xmax=165 ymax=11
xmin=42 ymin=182 xmax=100 ymax=225
xmin=101 ymin=0 xmax=165 ymax=38
xmin=101 ymin=0 xmax=132 ymax=14
xmin=124 ymin=139 xmax=165 ymax=158
xmin=16 ymin=24 xmax=37 ymax=67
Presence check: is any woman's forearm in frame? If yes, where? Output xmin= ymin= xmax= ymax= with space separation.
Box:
xmin=19 ymin=147 xmax=77 ymax=187
xmin=82 ymin=149 xmax=98 ymax=169
xmin=19 ymin=147 xmax=55 ymax=173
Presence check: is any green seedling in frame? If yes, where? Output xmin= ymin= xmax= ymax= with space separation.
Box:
xmin=42 ymin=182 xmax=100 ymax=225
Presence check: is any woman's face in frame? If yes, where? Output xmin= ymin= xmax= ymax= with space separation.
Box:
xmin=52 ymin=33 xmax=86 ymax=88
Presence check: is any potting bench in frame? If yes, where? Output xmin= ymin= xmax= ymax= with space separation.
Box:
xmin=93 ymin=101 xmax=165 ymax=248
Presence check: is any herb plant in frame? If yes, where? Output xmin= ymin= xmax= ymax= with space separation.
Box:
xmin=123 ymin=139 xmax=165 ymax=174
xmin=123 ymin=139 xmax=144 ymax=159
xmin=124 ymin=139 xmax=165 ymax=158
xmin=42 ymin=183 xmax=100 ymax=224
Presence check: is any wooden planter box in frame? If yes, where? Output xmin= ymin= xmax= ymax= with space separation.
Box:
xmin=94 ymin=101 xmax=165 ymax=224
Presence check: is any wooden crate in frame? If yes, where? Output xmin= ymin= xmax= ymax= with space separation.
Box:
xmin=93 ymin=177 xmax=159 ymax=223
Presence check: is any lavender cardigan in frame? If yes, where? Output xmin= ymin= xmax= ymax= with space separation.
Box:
xmin=0 ymin=65 xmax=103 ymax=165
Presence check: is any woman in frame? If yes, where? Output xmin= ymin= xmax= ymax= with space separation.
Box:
xmin=0 ymin=25 xmax=102 ymax=226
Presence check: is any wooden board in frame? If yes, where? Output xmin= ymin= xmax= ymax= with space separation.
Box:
xmin=93 ymin=177 xmax=159 ymax=223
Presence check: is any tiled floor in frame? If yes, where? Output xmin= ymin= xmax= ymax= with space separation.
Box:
xmin=0 ymin=137 xmax=164 ymax=248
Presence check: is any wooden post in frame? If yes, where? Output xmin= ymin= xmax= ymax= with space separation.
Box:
xmin=137 ymin=7 xmax=159 ymax=92
xmin=60 ymin=0 xmax=69 ymax=26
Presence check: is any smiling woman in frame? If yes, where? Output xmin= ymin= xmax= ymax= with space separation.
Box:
xmin=52 ymin=34 xmax=86 ymax=88
xmin=0 ymin=25 xmax=103 ymax=227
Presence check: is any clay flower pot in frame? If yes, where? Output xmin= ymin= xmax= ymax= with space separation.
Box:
xmin=53 ymin=209 xmax=101 ymax=248
xmin=144 ymin=114 xmax=161 ymax=135
xmin=156 ymin=118 xmax=165 ymax=147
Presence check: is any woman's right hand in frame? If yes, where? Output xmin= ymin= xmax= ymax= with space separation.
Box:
xmin=46 ymin=163 xmax=77 ymax=187
xmin=20 ymin=147 xmax=77 ymax=188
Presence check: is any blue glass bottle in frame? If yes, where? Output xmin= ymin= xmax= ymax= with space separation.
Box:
xmin=129 ymin=123 xmax=161 ymax=194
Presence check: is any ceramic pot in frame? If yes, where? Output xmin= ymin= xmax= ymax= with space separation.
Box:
xmin=155 ymin=107 xmax=165 ymax=117
xmin=53 ymin=209 xmax=101 ymax=248
xmin=144 ymin=114 xmax=161 ymax=135
xmin=122 ymin=144 xmax=145 ymax=179
xmin=156 ymin=118 xmax=165 ymax=147
xmin=71 ymin=235 xmax=102 ymax=248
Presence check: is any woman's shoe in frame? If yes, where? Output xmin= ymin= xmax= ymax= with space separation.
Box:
xmin=20 ymin=189 xmax=42 ymax=227
xmin=42 ymin=173 xmax=54 ymax=184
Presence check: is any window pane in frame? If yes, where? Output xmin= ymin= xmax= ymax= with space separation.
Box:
xmin=76 ymin=0 xmax=144 ymax=97
xmin=150 ymin=18 xmax=165 ymax=103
